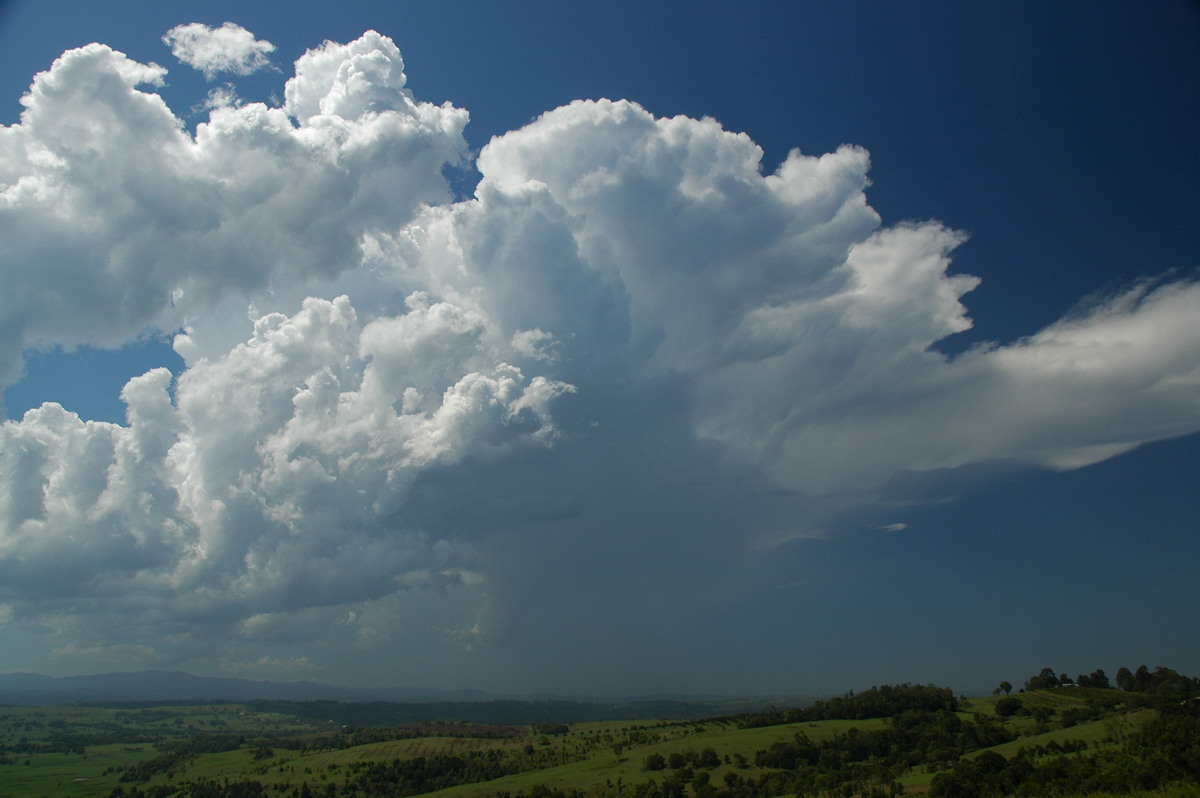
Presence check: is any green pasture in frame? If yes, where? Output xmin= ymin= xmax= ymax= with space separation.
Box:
xmin=0 ymin=703 xmax=323 ymax=797
xmin=123 ymin=731 xmax=541 ymax=794
xmin=0 ymin=748 xmax=132 ymax=798
xmin=970 ymin=707 xmax=1154 ymax=762
xmin=0 ymin=686 xmax=1190 ymax=798
xmin=424 ymin=717 xmax=893 ymax=798
xmin=0 ymin=702 xmax=1083 ymax=798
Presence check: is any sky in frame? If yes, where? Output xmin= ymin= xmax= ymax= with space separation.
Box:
xmin=0 ymin=0 xmax=1198 ymax=698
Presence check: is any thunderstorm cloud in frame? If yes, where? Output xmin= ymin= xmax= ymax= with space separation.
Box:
xmin=1 ymin=27 xmax=1198 ymax=685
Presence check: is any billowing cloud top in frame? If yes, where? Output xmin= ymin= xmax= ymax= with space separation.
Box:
xmin=0 ymin=31 xmax=467 ymax=383
xmin=1 ymin=28 xmax=1198 ymax=681
xmin=163 ymin=22 xmax=276 ymax=79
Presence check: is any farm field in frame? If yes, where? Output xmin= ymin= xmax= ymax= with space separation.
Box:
xmin=0 ymin=669 xmax=1196 ymax=797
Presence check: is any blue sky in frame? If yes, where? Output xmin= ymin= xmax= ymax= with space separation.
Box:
xmin=0 ymin=0 xmax=1197 ymax=697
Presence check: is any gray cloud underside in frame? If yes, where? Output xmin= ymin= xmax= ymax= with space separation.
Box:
xmin=1 ymin=30 xmax=1197 ymax=675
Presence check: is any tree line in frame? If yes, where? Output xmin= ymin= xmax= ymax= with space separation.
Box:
xmin=735 ymin=683 xmax=959 ymax=728
xmin=1003 ymin=664 xmax=1199 ymax=708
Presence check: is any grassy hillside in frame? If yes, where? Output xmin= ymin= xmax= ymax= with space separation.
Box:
xmin=0 ymin=672 xmax=1196 ymax=797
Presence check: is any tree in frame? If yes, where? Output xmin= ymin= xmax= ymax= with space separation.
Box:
xmin=999 ymin=681 xmax=1012 ymax=695
xmin=995 ymin=697 xmax=1022 ymax=717
xmin=1116 ymin=667 xmax=1134 ymax=691
xmin=1025 ymin=668 xmax=1060 ymax=691
xmin=697 ymin=748 xmax=721 ymax=768
xmin=1077 ymin=669 xmax=1110 ymax=689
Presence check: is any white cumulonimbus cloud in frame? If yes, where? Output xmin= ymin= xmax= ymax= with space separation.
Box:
xmin=0 ymin=293 xmax=571 ymax=632
xmin=0 ymin=29 xmax=466 ymax=385
xmin=163 ymin=22 xmax=276 ymax=79
xmin=0 ymin=28 xmax=1198 ymax=674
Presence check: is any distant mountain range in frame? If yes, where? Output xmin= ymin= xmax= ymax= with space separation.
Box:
xmin=0 ymin=670 xmax=811 ymax=718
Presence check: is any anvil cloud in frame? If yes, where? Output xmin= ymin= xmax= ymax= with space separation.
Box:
xmin=1 ymin=23 xmax=1197 ymax=693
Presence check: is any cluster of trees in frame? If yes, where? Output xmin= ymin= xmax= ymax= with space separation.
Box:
xmin=737 ymin=684 xmax=959 ymax=728
xmin=119 ymin=735 xmax=248 ymax=784
xmin=337 ymin=751 xmax=519 ymax=797
xmin=762 ymin=709 xmax=1011 ymax=783
xmin=1021 ymin=667 xmax=1113 ymax=691
xmin=1023 ymin=668 xmax=1074 ymax=691
xmin=112 ymin=750 xmax=522 ymax=798
xmin=1075 ymin=670 xmax=1111 ymax=689
xmin=644 ymin=747 xmax=722 ymax=771
xmin=0 ymin=725 xmax=146 ymax=756
xmin=300 ymin=722 xmax=519 ymax=753
xmin=489 ymin=789 xmax=586 ymax=798
xmin=531 ymin=723 xmax=571 ymax=736
xmin=1011 ymin=663 xmax=1199 ymax=699
xmin=1114 ymin=664 xmax=1199 ymax=698
xmin=930 ymin=710 xmax=1200 ymax=797
xmin=110 ymin=781 xmax=267 ymax=798
xmin=636 ymin=708 xmax=1014 ymax=798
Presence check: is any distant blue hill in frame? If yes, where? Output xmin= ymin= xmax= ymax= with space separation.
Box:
xmin=0 ymin=670 xmax=492 ymax=705
xmin=0 ymin=670 xmax=810 ymax=713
